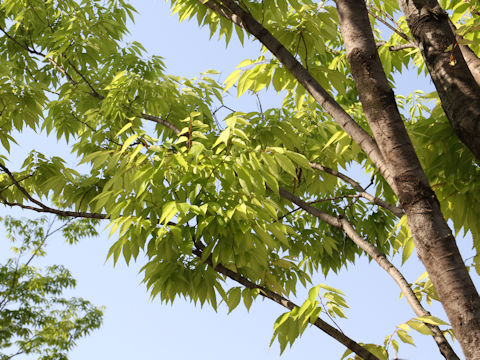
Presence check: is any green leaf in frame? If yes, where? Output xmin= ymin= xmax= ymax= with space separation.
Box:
xmin=285 ymin=151 xmax=311 ymax=169
xmin=213 ymin=128 xmax=231 ymax=148
xmin=275 ymin=153 xmax=297 ymax=177
xmin=242 ymin=288 xmax=253 ymax=311
xmin=402 ymin=237 xmax=414 ymax=264
xmin=227 ymin=287 xmax=242 ymax=313
xmin=121 ymin=134 xmax=139 ymax=153
xmin=397 ymin=329 xmax=415 ymax=346
xmin=415 ymin=315 xmax=449 ymax=326
xmin=318 ymin=284 xmax=345 ymax=295
xmin=273 ymin=312 xmax=290 ymax=331
xmin=221 ymin=69 xmax=240 ymax=91
xmin=407 ymin=320 xmax=433 ymax=335
xmin=115 ymin=122 xmax=133 ymax=137
xmin=160 ymin=201 xmax=178 ymax=225
xmin=308 ymin=285 xmax=321 ymax=302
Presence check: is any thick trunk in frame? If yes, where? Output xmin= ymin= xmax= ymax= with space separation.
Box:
xmin=397 ymin=0 xmax=480 ymax=160
xmin=459 ymin=43 xmax=480 ymax=84
xmin=196 ymin=0 xmax=398 ymax=193
xmin=336 ymin=0 xmax=480 ymax=359
xmin=448 ymin=19 xmax=480 ymax=85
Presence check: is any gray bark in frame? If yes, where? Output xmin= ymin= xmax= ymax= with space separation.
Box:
xmin=336 ymin=1 xmax=480 ymax=358
xmin=278 ymin=186 xmax=457 ymax=360
xmin=196 ymin=0 xmax=398 ymax=194
xmin=449 ymin=18 xmax=480 ymax=85
xmin=398 ymin=0 xmax=480 ymax=161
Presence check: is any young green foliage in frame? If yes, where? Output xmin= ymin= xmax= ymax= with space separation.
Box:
xmin=0 ymin=216 xmax=103 ymax=360
xmin=0 ymin=0 xmax=478 ymax=359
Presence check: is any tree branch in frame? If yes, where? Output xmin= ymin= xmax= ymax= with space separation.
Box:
xmin=447 ymin=18 xmax=480 ymax=84
xmin=141 ymin=113 xmax=181 ymax=135
xmin=375 ymin=41 xmax=416 ymax=51
xmin=309 ymin=162 xmax=404 ymax=218
xmin=0 ymin=26 xmax=78 ymax=86
xmin=338 ymin=0 xmax=477 ymax=357
xmin=277 ymin=186 xmax=458 ymax=360
xmin=196 ymin=0 xmax=397 ymax=193
xmin=366 ymin=6 xmax=415 ymax=45
xmin=398 ymin=0 xmax=480 ymax=161
xmin=0 ymin=26 xmax=181 ymax=136
xmin=0 ymin=164 xmax=107 ymax=220
xmin=192 ymin=245 xmax=380 ymax=360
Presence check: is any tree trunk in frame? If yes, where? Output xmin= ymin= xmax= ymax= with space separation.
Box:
xmin=448 ymin=19 xmax=480 ymax=85
xmin=196 ymin=0 xmax=398 ymax=193
xmin=397 ymin=0 xmax=480 ymax=161
xmin=336 ymin=0 xmax=480 ymax=358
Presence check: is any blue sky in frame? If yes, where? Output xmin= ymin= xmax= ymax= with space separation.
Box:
xmin=0 ymin=1 xmax=475 ymax=359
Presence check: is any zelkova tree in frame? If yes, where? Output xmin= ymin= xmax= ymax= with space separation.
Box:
xmin=0 ymin=0 xmax=479 ymax=359
xmin=0 ymin=216 xmax=103 ymax=360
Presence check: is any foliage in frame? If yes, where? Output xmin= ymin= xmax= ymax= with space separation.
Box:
xmin=0 ymin=0 xmax=478 ymax=359
xmin=0 ymin=216 xmax=103 ymax=360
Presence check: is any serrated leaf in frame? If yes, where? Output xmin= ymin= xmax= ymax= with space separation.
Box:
xmin=415 ymin=315 xmax=449 ymax=326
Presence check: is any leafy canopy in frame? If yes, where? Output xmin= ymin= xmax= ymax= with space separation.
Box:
xmin=0 ymin=216 xmax=103 ymax=360
xmin=0 ymin=0 xmax=478 ymax=358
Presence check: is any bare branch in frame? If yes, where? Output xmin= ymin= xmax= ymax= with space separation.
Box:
xmin=141 ymin=113 xmax=181 ymax=135
xmin=309 ymin=162 xmax=404 ymax=217
xmin=376 ymin=41 xmax=416 ymax=51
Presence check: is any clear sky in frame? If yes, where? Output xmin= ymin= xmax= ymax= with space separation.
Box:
xmin=0 ymin=1 xmax=476 ymax=359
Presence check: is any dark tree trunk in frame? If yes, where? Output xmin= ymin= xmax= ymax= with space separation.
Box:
xmin=449 ymin=19 xmax=480 ymax=84
xmin=397 ymin=0 xmax=480 ymax=161
xmin=336 ymin=0 xmax=480 ymax=358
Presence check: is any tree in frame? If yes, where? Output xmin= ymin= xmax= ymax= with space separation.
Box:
xmin=0 ymin=216 xmax=103 ymax=360
xmin=0 ymin=0 xmax=478 ymax=359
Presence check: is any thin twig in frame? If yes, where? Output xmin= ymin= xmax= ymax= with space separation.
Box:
xmin=366 ymin=8 xmax=414 ymax=44
xmin=0 ymin=164 xmax=107 ymax=219
xmin=309 ymin=162 xmax=403 ymax=217
xmin=318 ymin=296 xmax=345 ymax=334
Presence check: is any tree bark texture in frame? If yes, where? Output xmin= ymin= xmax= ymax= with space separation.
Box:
xmin=278 ymin=186 xmax=457 ymax=360
xmin=397 ymin=0 xmax=480 ymax=161
xmin=335 ymin=0 xmax=480 ymax=359
xmin=196 ymin=0 xmax=398 ymax=194
xmin=448 ymin=19 xmax=480 ymax=85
